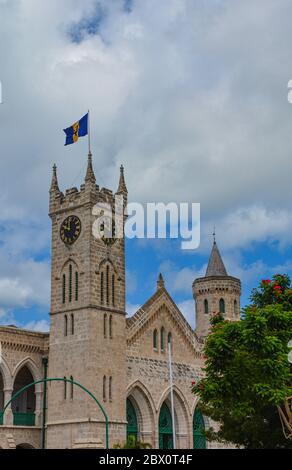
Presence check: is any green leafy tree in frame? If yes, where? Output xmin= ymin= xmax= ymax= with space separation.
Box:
xmin=192 ymin=274 xmax=292 ymax=449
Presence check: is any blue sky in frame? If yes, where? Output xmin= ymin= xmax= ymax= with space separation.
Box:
xmin=1 ymin=0 xmax=292 ymax=331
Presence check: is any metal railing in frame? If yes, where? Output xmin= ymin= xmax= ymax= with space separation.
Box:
xmin=13 ymin=412 xmax=35 ymax=426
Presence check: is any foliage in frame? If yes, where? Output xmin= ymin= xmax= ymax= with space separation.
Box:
xmin=192 ymin=274 xmax=292 ymax=449
xmin=113 ymin=436 xmax=152 ymax=449
xmin=250 ymin=274 xmax=292 ymax=310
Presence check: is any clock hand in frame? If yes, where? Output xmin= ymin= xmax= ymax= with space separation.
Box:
xmin=65 ymin=221 xmax=71 ymax=231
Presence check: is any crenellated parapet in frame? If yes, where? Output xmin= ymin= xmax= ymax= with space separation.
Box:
xmin=49 ymin=157 xmax=125 ymax=217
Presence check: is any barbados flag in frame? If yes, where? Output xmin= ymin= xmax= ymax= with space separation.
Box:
xmin=63 ymin=113 xmax=88 ymax=146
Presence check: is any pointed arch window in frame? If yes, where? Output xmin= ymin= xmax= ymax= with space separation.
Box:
xmin=64 ymin=315 xmax=68 ymax=337
xmin=112 ymin=275 xmax=115 ymax=306
xmin=153 ymin=329 xmax=158 ymax=350
xmin=62 ymin=274 xmax=66 ymax=304
xmin=103 ymin=376 xmax=106 ymax=401
xmin=104 ymin=314 xmax=107 ymax=339
xmin=168 ymin=332 xmax=172 ymax=347
xmin=219 ymin=298 xmax=225 ymax=314
xmin=106 ymin=265 xmax=109 ymax=305
xmin=109 ymin=315 xmax=113 ymax=339
xmin=234 ymin=300 xmax=237 ymax=316
xmin=70 ymin=375 xmax=74 ymax=399
xmin=75 ymin=271 xmax=79 ymax=301
xmin=204 ymin=299 xmax=209 ymax=314
xmin=69 ymin=264 xmax=72 ymax=303
xmin=101 ymin=272 xmax=104 ymax=304
xmin=160 ymin=327 xmax=165 ymax=352
xmin=109 ymin=376 xmax=112 ymax=401
xmin=71 ymin=314 xmax=74 ymax=335
xmin=64 ymin=377 xmax=67 ymax=400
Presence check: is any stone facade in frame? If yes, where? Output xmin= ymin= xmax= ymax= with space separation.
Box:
xmin=0 ymin=157 xmax=241 ymax=449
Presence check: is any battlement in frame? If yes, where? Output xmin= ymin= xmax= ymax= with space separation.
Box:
xmin=193 ymin=275 xmax=241 ymax=294
xmin=49 ymin=155 xmax=127 ymax=216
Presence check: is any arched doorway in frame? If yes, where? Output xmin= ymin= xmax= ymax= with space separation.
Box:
xmin=16 ymin=443 xmax=35 ymax=449
xmin=126 ymin=398 xmax=138 ymax=442
xmin=159 ymin=402 xmax=173 ymax=449
xmin=12 ymin=366 xmax=35 ymax=426
xmin=0 ymin=372 xmax=4 ymax=425
xmin=193 ymin=409 xmax=206 ymax=449
xmin=127 ymin=382 xmax=155 ymax=446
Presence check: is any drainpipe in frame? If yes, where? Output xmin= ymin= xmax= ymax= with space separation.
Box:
xmin=41 ymin=357 xmax=48 ymax=449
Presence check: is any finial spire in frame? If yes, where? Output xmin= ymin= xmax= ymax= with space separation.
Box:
xmin=213 ymin=225 xmax=216 ymax=243
xmin=50 ymin=164 xmax=60 ymax=192
xmin=85 ymin=151 xmax=96 ymax=184
xmin=157 ymin=273 xmax=165 ymax=290
xmin=117 ymin=164 xmax=128 ymax=194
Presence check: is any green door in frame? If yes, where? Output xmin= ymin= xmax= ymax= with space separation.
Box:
xmin=127 ymin=399 xmax=138 ymax=442
xmin=159 ymin=402 xmax=173 ymax=449
xmin=193 ymin=409 xmax=206 ymax=449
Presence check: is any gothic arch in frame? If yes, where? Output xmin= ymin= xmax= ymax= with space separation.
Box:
xmin=158 ymin=384 xmax=191 ymax=418
xmin=12 ymin=357 xmax=42 ymax=393
xmin=60 ymin=257 xmax=79 ymax=273
xmin=97 ymin=257 xmax=122 ymax=280
xmin=16 ymin=443 xmax=35 ymax=449
xmin=191 ymin=400 xmax=210 ymax=449
xmin=126 ymin=380 xmax=156 ymax=445
xmin=158 ymin=385 xmax=190 ymax=447
xmin=191 ymin=398 xmax=210 ymax=427
xmin=0 ymin=355 xmax=12 ymax=390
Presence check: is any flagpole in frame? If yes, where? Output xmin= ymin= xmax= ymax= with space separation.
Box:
xmin=88 ymin=109 xmax=91 ymax=154
xmin=168 ymin=339 xmax=176 ymax=449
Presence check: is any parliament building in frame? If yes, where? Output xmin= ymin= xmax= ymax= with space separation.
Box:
xmin=0 ymin=154 xmax=241 ymax=449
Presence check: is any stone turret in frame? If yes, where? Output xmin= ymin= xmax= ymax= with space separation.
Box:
xmin=192 ymin=237 xmax=241 ymax=337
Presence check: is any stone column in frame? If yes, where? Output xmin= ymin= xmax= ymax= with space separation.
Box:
xmin=35 ymin=388 xmax=43 ymax=426
xmin=3 ymin=388 xmax=13 ymax=425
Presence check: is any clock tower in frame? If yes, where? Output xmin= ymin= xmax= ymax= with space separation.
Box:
xmin=46 ymin=154 xmax=128 ymax=448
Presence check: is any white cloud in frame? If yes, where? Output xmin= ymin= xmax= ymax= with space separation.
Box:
xmin=200 ymin=206 xmax=292 ymax=254
xmin=22 ymin=319 xmax=50 ymax=333
xmin=126 ymin=302 xmax=141 ymax=317
xmin=177 ymin=299 xmax=195 ymax=329
xmin=159 ymin=260 xmax=205 ymax=295
xmin=0 ymin=253 xmax=50 ymax=310
xmin=1 ymin=0 xmax=292 ymax=317
xmin=1 ymin=0 xmax=292 ymax=215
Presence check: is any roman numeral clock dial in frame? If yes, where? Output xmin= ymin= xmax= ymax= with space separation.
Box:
xmin=60 ymin=215 xmax=81 ymax=245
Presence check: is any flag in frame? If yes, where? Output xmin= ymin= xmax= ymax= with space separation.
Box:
xmin=63 ymin=113 xmax=88 ymax=146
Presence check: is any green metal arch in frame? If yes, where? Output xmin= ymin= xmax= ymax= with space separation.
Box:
xmin=2 ymin=377 xmax=109 ymax=449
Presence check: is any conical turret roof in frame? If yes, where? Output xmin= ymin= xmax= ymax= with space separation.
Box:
xmin=205 ymin=241 xmax=228 ymax=277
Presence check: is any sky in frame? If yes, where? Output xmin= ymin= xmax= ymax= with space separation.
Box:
xmin=1 ymin=0 xmax=292 ymax=332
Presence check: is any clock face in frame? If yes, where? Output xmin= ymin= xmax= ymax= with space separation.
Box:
xmin=60 ymin=215 xmax=81 ymax=245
